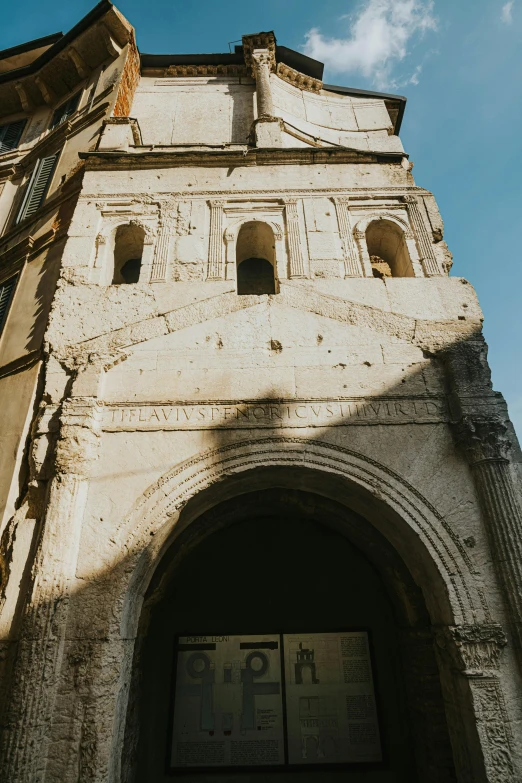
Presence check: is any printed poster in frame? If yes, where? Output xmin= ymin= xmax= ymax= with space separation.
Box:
xmin=283 ymin=632 xmax=382 ymax=765
xmin=171 ymin=634 xmax=284 ymax=768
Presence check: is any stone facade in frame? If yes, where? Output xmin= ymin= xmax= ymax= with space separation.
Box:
xmin=0 ymin=8 xmax=521 ymax=783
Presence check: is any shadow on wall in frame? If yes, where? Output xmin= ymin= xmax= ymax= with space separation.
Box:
xmin=0 ymin=314 xmax=516 ymax=783
xmin=229 ymin=80 xmax=254 ymax=145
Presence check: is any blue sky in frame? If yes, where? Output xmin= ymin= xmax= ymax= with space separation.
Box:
xmin=3 ymin=0 xmax=522 ymax=433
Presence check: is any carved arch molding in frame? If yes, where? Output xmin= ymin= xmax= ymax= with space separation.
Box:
xmin=109 ymin=437 xmax=515 ymax=783
xmin=116 ymin=436 xmax=486 ymax=633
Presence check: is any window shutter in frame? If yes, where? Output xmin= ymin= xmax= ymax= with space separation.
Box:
xmin=0 ymin=119 xmax=27 ymax=153
xmin=17 ymin=153 xmax=58 ymax=224
xmin=50 ymin=92 xmax=81 ymax=130
xmin=0 ymin=276 xmax=17 ymax=334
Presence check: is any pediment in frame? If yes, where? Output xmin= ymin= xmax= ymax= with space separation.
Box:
xmin=62 ymin=283 xmax=478 ymax=364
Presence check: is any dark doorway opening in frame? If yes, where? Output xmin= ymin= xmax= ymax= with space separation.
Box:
xmin=237 ymin=257 xmax=276 ymax=295
xmin=126 ymin=489 xmax=455 ymax=783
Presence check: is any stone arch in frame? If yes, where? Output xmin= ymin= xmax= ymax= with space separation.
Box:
xmin=90 ymin=437 xmax=503 ymax=783
xmin=116 ymin=437 xmax=486 ymax=639
xmin=96 ymin=218 xmax=156 ymax=284
xmin=224 ymin=216 xmax=283 ymax=243
xmin=354 ymin=213 xmax=412 ymax=238
xmin=354 ymin=213 xmax=420 ymax=278
xmin=235 ymin=220 xmax=277 ymax=294
xmin=224 ymin=216 xmax=284 ymax=285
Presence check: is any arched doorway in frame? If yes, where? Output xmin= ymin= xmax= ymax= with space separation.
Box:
xmin=125 ymin=487 xmax=456 ymax=783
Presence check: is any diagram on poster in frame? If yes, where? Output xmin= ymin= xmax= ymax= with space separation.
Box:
xmin=283 ymin=632 xmax=382 ymax=765
xmin=170 ymin=634 xmax=284 ymax=769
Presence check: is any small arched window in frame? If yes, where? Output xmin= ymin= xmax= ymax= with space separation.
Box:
xmin=112 ymin=223 xmax=145 ymax=284
xmin=236 ymin=221 xmax=277 ymax=295
xmin=366 ymin=219 xmax=414 ymax=278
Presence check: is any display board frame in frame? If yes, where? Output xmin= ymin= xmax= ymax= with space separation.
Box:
xmin=167 ymin=628 xmax=385 ymax=774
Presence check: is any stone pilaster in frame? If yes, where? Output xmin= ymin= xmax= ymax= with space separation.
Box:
xmin=283 ymin=198 xmax=306 ymax=278
xmin=252 ymin=49 xmax=274 ymax=118
xmin=0 ymin=367 xmax=105 ymax=782
xmin=435 ymin=624 xmax=515 ymax=783
xmin=206 ymin=200 xmax=225 ymax=280
xmin=455 ymin=418 xmax=522 ymax=654
xmin=354 ymin=228 xmax=373 ymax=277
xmin=403 ymin=195 xmax=442 ymax=276
xmin=150 ymin=204 xmax=174 ymax=282
xmin=332 ymin=197 xmax=361 ymax=277
xmin=444 ymin=340 xmax=522 ymax=666
xmin=250 ymin=48 xmax=282 ymax=147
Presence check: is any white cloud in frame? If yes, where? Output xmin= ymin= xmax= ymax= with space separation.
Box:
xmin=303 ymin=0 xmax=437 ymax=89
xmin=501 ymin=1 xmax=514 ymax=23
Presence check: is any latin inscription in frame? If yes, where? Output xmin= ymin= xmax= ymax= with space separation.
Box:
xmin=103 ymin=398 xmax=448 ymax=430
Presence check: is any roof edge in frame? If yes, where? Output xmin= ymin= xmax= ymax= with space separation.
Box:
xmin=0 ymin=0 xmax=115 ymax=85
xmin=323 ymin=83 xmax=407 ymax=134
xmin=0 ymin=32 xmax=63 ymax=63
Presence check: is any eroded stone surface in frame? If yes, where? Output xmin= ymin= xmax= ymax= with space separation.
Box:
xmin=0 ymin=8 xmax=521 ymax=783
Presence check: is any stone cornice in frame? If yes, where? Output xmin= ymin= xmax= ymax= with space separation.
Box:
xmin=79 ymin=147 xmax=406 ymax=170
xmin=164 ymin=64 xmax=248 ymax=78
xmin=276 ymin=63 xmax=322 ymax=93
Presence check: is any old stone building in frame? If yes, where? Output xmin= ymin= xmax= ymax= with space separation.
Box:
xmin=0 ymin=3 xmax=521 ymax=782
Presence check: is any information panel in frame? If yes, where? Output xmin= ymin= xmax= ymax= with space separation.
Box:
xmin=171 ymin=634 xmax=284 ymax=769
xmin=170 ymin=631 xmax=381 ymax=770
xmin=283 ymin=632 xmax=382 ymax=765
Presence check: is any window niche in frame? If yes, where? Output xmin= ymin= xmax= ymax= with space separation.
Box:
xmin=112 ymin=223 xmax=145 ymax=284
xmin=366 ymin=218 xmax=414 ymax=278
xmin=236 ymin=221 xmax=277 ymax=295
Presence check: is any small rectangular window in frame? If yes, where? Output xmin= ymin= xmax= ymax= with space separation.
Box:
xmin=0 ymin=275 xmax=17 ymax=335
xmin=49 ymin=92 xmax=81 ymax=131
xmin=0 ymin=119 xmax=27 ymax=154
xmin=16 ymin=153 xmax=58 ymax=224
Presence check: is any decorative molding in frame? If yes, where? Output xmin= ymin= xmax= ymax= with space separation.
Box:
xmin=164 ymin=64 xmax=248 ymax=78
xmin=436 ymin=624 xmax=507 ymax=674
xmin=276 ymin=62 xmax=322 ymax=93
xmin=471 ymin=678 xmax=515 ymax=782
xmin=353 ymin=212 xmax=414 ymax=240
xmin=453 ymin=417 xmax=511 ymax=465
xmin=81 ymin=146 xmax=405 ymax=170
xmin=118 ymin=437 xmax=480 ymax=629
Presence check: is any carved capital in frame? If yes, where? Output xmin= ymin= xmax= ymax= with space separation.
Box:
xmin=435 ymin=624 xmax=507 ymax=674
xmin=242 ymin=32 xmax=276 ymax=76
xmin=453 ymin=416 xmax=511 ymax=464
xmin=55 ymin=399 xmax=104 ymax=477
xmin=252 ymin=49 xmax=272 ymax=68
